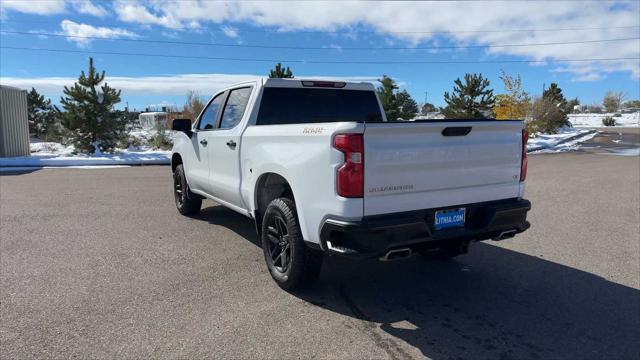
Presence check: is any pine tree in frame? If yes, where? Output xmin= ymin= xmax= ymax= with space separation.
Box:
xmin=443 ymin=73 xmax=495 ymax=119
xmin=268 ymin=63 xmax=294 ymax=78
xmin=396 ymin=90 xmax=419 ymax=120
xmin=527 ymin=96 xmax=568 ymax=134
xmin=536 ymin=82 xmax=570 ymax=130
xmin=60 ymin=57 xmax=127 ymax=153
xmin=542 ymin=83 xmax=568 ymax=112
xmin=375 ymin=76 xmax=418 ymax=121
xmin=27 ymin=88 xmax=60 ymax=140
xmin=543 ymin=83 xmax=579 ymax=114
xmin=525 ymin=83 xmax=574 ymax=134
xmin=376 ymin=75 xmax=400 ymax=121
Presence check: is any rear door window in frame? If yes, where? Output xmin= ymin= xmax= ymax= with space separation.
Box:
xmin=256 ymin=88 xmax=382 ymax=125
xmin=219 ymin=87 xmax=252 ymax=129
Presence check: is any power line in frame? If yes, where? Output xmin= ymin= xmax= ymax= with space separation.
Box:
xmin=2 ymin=45 xmax=638 ymax=64
xmin=1 ymin=30 xmax=638 ymax=51
xmin=1 ymin=20 xmax=637 ymax=35
xmin=0 ymin=0 xmax=623 ymax=2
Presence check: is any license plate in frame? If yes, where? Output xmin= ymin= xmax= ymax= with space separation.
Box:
xmin=435 ymin=208 xmax=466 ymax=230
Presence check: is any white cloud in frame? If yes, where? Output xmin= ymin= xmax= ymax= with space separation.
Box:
xmin=0 ymin=74 xmax=380 ymax=96
xmin=113 ymin=1 xmax=182 ymax=29
xmin=221 ymin=26 xmax=239 ymax=39
xmin=112 ymin=0 xmax=640 ymax=80
xmin=72 ymin=1 xmax=108 ymax=17
xmin=60 ymin=20 xmax=139 ymax=47
xmin=0 ymin=0 xmax=66 ymax=15
xmin=1 ymin=0 xmax=107 ymax=18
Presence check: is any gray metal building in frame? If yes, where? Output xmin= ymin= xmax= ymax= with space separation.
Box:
xmin=0 ymin=85 xmax=30 ymax=157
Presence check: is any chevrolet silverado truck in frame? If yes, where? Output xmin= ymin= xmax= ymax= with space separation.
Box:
xmin=170 ymin=78 xmax=531 ymax=290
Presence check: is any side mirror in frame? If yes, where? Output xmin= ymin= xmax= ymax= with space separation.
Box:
xmin=172 ymin=118 xmax=193 ymax=137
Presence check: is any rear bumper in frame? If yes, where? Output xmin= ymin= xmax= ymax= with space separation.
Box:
xmin=319 ymin=198 xmax=531 ymax=259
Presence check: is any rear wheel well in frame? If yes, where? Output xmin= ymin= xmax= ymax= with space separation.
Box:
xmin=254 ymin=173 xmax=295 ymax=234
xmin=171 ymin=153 xmax=182 ymax=172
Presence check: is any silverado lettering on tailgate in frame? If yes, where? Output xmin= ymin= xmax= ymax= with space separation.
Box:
xmin=368 ymin=184 xmax=414 ymax=193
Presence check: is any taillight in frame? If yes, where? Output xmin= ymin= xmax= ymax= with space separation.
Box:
xmin=333 ymin=134 xmax=364 ymax=198
xmin=520 ymin=129 xmax=528 ymax=181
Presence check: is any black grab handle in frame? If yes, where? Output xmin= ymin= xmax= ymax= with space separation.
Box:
xmin=442 ymin=126 xmax=472 ymax=136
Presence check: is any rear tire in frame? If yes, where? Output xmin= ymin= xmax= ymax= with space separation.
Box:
xmin=261 ymin=198 xmax=323 ymax=290
xmin=173 ymin=164 xmax=202 ymax=216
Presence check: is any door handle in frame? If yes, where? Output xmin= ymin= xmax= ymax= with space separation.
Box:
xmin=226 ymin=140 xmax=237 ymax=149
xmin=199 ymin=139 xmax=208 ymax=146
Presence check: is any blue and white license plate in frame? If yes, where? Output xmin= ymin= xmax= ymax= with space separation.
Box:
xmin=434 ymin=208 xmax=466 ymax=230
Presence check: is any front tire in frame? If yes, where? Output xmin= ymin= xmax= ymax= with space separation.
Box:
xmin=173 ymin=164 xmax=202 ymax=216
xmin=261 ymin=198 xmax=323 ymax=290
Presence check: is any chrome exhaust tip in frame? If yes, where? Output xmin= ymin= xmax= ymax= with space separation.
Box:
xmin=379 ymin=248 xmax=412 ymax=261
xmin=492 ymin=230 xmax=517 ymax=241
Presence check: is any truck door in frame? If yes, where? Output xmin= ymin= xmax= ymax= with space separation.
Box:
xmin=188 ymin=92 xmax=225 ymax=193
xmin=207 ymin=86 xmax=253 ymax=209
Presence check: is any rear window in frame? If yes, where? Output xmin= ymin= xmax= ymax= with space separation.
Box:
xmin=256 ymin=88 xmax=383 ymax=125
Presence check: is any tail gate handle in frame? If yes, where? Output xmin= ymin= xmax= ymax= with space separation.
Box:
xmin=442 ymin=127 xmax=472 ymax=136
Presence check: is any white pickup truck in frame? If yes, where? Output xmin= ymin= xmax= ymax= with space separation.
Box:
xmin=170 ymin=78 xmax=531 ymax=289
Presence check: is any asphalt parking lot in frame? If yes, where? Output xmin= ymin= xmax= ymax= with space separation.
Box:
xmin=579 ymin=127 xmax=640 ymax=155
xmin=1 ymin=137 xmax=639 ymax=359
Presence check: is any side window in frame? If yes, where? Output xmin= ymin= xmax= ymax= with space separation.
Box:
xmin=197 ymin=93 xmax=225 ymax=130
xmin=219 ymin=87 xmax=252 ymax=129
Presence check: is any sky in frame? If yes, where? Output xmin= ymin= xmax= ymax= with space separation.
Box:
xmin=0 ymin=0 xmax=639 ymax=111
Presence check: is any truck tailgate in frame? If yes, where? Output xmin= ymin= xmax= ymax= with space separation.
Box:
xmin=363 ymin=121 xmax=523 ymax=216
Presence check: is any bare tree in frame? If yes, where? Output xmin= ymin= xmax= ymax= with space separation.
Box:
xmin=181 ymin=91 xmax=206 ymax=121
xmin=603 ymin=91 xmax=625 ymax=113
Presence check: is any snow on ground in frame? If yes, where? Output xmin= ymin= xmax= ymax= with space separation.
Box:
xmin=0 ymin=165 xmax=130 ymax=173
xmin=0 ymin=148 xmax=171 ymax=168
xmin=568 ymin=112 xmax=639 ymax=128
xmin=1 ymin=130 xmax=171 ymax=169
xmin=527 ymin=128 xmax=598 ymax=153
xmin=129 ymin=128 xmax=162 ymax=143
xmin=29 ymin=140 xmax=73 ymax=155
